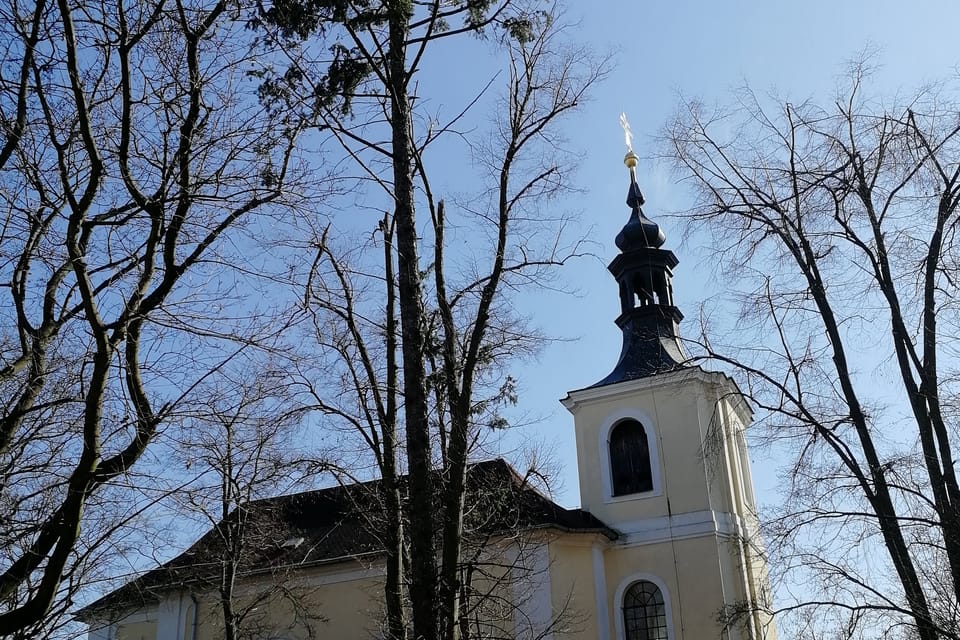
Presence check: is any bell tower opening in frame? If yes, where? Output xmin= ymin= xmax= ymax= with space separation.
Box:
xmin=609 ymin=419 xmax=653 ymax=496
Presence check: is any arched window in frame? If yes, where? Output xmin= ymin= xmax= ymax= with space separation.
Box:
xmin=609 ymin=419 xmax=653 ymax=496
xmin=622 ymin=580 xmax=668 ymax=640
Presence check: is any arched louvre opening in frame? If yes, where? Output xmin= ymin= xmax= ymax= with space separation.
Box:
xmin=622 ymin=580 xmax=668 ymax=640
xmin=609 ymin=419 xmax=653 ymax=496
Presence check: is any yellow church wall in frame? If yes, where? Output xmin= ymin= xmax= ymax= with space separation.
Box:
xmin=114 ymin=619 xmax=155 ymax=640
xmin=699 ymin=391 xmax=735 ymax=516
xmin=565 ymin=370 xmax=759 ymax=530
xmin=568 ymin=372 xmax=738 ymax=526
xmin=103 ymin=531 xmax=767 ymax=640
xmin=717 ymin=534 xmax=758 ymax=640
xmin=722 ymin=524 xmax=778 ymax=640
xmin=184 ymin=599 xmax=217 ymax=640
xmin=603 ymin=535 xmax=734 ymax=640
xmin=547 ymin=538 xmax=601 ymax=640
xmin=655 ymin=384 xmax=713 ymax=516
xmin=458 ymin=537 xmax=531 ymax=639
xmin=299 ymin=567 xmax=383 ymax=636
xmin=197 ymin=563 xmax=383 ymax=639
xmin=99 ymin=607 xmax=160 ymax=640
xmin=105 ymin=560 xmax=384 ymax=640
xmin=103 ymin=540 xmax=581 ymax=640
xmin=674 ymin=535 xmax=739 ymax=637
xmin=701 ymin=390 xmax=756 ymax=521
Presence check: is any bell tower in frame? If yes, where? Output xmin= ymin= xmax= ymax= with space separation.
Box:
xmin=560 ymin=146 xmax=775 ymax=639
xmin=597 ymin=149 xmax=685 ymax=385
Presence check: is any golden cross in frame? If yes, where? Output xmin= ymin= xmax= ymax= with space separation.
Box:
xmin=619 ymin=112 xmax=634 ymax=154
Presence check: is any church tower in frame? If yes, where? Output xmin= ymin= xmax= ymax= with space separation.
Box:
xmin=561 ymin=149 xmax=775 ymax=640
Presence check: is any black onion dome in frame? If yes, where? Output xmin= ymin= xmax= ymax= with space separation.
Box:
xmin=589 ymin=161 xmax=687 ymax=388
xmin=615 ymin=180 xmax=665 ymax=250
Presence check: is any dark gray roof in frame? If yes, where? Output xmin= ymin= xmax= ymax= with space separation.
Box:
xmin=592 ymin=175 xmax=689 ymax=387
xmin=79 ymin=459 xmax=614 ymax=618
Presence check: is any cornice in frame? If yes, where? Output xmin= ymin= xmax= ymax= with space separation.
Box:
xmin=561 ymin=366 xmax=751 ymax=424
xmin=611 ymin=509 xmax=747 ymax=547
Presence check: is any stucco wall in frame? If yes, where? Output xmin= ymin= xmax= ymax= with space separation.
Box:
xmin=565 ymin=370 xmax=750 ymax=529
xmin=547 ymin=538 xmax=600 ymax=640
xmin=562 ymin=369 xmax=773 ymax=640
xmin=101 ymin=560 xmax=383 ymax=640
xmin=114 ymin=619 xmax=154 ymax=640
xmin=96 ymin=543 xmax=576 ymax=640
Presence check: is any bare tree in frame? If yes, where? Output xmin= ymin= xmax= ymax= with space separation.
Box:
xmin=452 ymin=460 xmax=590 ymax=640
xmin=0 ymin=0 xmax=304 ymax=634
xmin=665 ymin=62 xmax=960 ymax=639
xmin=286 ymin=212 xmax=409 ymax=639
xmin=252 ymin=2 xmax=609 ymax=638
xmin=175 ymin=359 xmax=321 ymax=640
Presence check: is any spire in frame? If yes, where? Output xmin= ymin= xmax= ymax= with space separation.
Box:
xmin=616 ymin=154 xmax=665 ymax=251
xmin=590 ymin=138 xmax=688 ymax=388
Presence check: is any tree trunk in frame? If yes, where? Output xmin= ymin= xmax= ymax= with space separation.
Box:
xmin=386 ymin=3 xmax=437 ymax=639
xmin=382 ymin=214 xmax=408 ymax=640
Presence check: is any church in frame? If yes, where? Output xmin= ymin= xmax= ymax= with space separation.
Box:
xmin=79 ymin=152 xmax=776 ymax=640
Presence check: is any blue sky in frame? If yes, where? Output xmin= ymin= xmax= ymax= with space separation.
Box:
xmin=456 ymin=1 xmax=960 ymax=508
xmin=75 ymin=0 xmax=960 ymax=623
xmin=55 ymin=0 xmax=960 ymax=621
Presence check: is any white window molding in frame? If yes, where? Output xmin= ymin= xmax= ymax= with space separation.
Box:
xmin=598 ymin=407 xmax=663 ymax=503
xmin=612 ymin=572 xmax=675 ymax=640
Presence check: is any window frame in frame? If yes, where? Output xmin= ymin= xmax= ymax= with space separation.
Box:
xmin=613 ymin=573 xmax=674 ymax=640
xmin=598 ymin=408 xmax=663 ymax=503
xmin=609 ymin=419 xmax=654 ymax=496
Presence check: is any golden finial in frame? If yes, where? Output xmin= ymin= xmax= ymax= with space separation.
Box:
xmin=619 ymin=112 xmax=639 ymax=173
